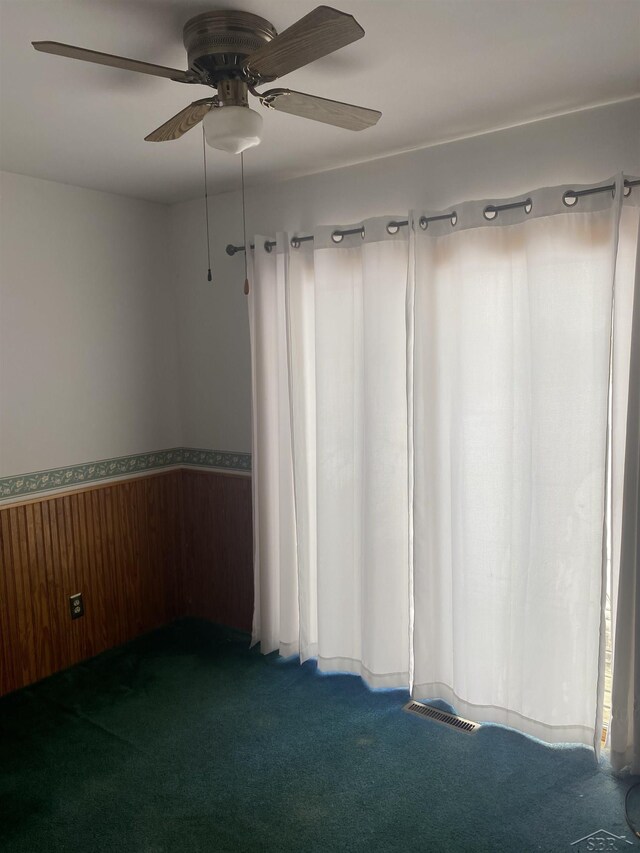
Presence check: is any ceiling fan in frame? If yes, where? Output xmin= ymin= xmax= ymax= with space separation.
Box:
xmin=32 ymin=6 xmax=382 ymax=154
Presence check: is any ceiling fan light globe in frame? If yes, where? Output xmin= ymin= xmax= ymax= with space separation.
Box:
xmin=203 ymin=105 xmax=263 ymax=154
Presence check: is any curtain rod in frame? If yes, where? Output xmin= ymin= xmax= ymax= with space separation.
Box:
xmin=225 ymin=177 xmax=640 ymax=256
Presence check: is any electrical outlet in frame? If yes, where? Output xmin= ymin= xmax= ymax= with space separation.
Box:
xmin=69 ymin=593 xmax=84 ymax=620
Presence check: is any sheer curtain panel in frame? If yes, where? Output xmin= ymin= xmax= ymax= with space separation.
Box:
xmin=248 ymin=239 xmax=298 ymax=655
xmin=249 ymin=175 xmax=639 ymax=753
xmin=286 ymin=221 xmax=411 ymax=684
xmin=410 ymin=178 xmax=624 ymax=748
xmin=250 ymin=220 xmax=411 ymax=685
xmin=610 ymin=200 xmax=640 ymax=772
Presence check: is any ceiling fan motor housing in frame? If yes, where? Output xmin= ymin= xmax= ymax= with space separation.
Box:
xmin=183 ymin=10 xmax=276 ymax=84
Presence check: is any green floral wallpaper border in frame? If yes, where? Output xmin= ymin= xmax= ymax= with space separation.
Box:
xmin=0 ymin=448 xmax=252 ymax=501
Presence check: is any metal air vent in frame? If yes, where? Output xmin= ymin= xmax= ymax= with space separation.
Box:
xmin=403 ymin=700 xmax=480 ymax=734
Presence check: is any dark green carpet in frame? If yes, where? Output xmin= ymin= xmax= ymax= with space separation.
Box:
xmin=0 ymin=620 xmax=637 ymax=852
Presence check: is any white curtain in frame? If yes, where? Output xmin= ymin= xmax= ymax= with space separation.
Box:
xmin=286 ymin=221 xmax=411 ymax=684
xmin=248 ymin=240 xmax=299 ymax=656
xmin=410 ymin=181 xmax=623 ymax=748
xmin=609 ymin=201 xmax=640 ymax=771
xmin=250 ymin=220 xmax=412 ymax=685
xmin=249 ymin=175 xmax=639 ymax=751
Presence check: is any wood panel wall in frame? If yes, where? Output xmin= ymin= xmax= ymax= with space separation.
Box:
xmin=0 ymin=468 xmax=253 ymax=697
xmin=181 ymin=470 xmax=253 ymax=634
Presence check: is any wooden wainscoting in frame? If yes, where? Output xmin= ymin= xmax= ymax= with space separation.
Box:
xmin=181 ymin=469 xmax=253 ymax=634
xmin=0 ymin=467 xmax=253 ymax=697
xmin=0 ymin=471 xmax=182 ymax=696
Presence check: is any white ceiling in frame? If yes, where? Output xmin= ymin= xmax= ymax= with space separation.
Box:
xmin=1 ymin=0 xmax=638 ymax=204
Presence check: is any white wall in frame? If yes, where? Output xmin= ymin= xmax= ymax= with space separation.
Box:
xmin=2 ymin=99 xmax=638 ymax=476
xmin=0 ymin=172 xmax=181 ymax=476
xmin=171 ymin=98 xmax=640 ymax=453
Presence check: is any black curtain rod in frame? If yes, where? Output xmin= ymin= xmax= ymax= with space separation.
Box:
xmin=225 ymin=178 xmax=640 ymax=256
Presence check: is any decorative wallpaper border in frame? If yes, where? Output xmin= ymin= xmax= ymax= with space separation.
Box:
xmin=0 ymin=447 xmax=252 ymax=502
xmin=180 ymin=448 xmax=251 ymax=473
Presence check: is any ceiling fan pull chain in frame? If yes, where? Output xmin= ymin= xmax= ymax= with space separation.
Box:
xmin=241 ymin=151 xmax=249 ymax=295
xmin=202 ymin=127 xmax=213 ymax=282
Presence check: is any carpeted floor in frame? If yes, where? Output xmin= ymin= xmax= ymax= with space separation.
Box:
xmin=0 ymin=620 xmax=637 ymax=852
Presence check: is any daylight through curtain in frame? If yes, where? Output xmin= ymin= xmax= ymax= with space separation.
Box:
xmin=248 ymin=175 xmax=639 ymax=752
xmin=410 ymin=181 xmax=624 ymax=748
xmin=609 ymin=203 xmax=640 ymax=771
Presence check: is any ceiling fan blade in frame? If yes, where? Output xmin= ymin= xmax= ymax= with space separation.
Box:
xmin=262 ymin=89 xmax=381 ymax=131
xmin=32 ymin=41 xmax=196 ymax=83
xmin=145 ymin=99 xmax=215 ymax=142
xmin=244 ymin=6 xmax=364 ymax=80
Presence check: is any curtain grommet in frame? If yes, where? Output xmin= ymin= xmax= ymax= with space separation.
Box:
xmin=450 ymin=211 xmax=458 ymax=227
xmin=331 ymin=231 xmax=344 ymax=243
xmin=524 ymin=198 xmax=533 ymax=214
xmin=483 ymin=206 xmax=498 ymax=221
xmin=264 ymin=240 xmax=273 ymax=253
xmin=386 ymin=221 xmax=400 ymax=235
xmin=563 ymin=190 xmax=579 ymax=207
xmin=290 ymin=236 xmax=301 ymax=249
xmin=419 ymin=216 xmax=428 ymax=230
